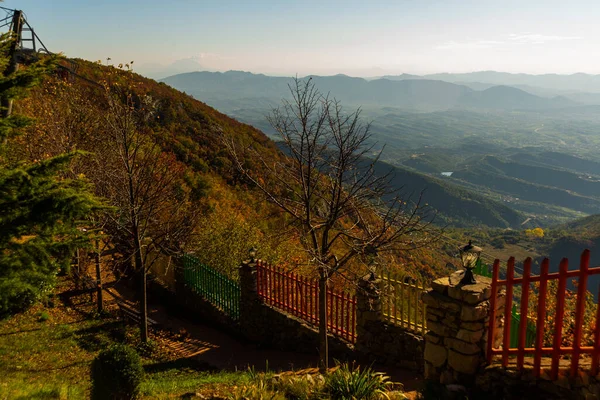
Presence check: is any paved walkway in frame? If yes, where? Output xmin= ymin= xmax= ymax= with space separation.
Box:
xmin=109 ymin=281 xmax=423 ymax=396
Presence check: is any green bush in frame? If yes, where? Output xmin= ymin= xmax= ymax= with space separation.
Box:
xmin=92 ymin=344 xmax=144 ymax=400
xmin=272 ymin=375 xmax=323 ymax=400
xmin=324 ymin=362 xmax=392 ymax=400
xmin=37 ymin=311 xmax=50 ymax=322
xmin=490 ymin=237 xmax=505 ymax=249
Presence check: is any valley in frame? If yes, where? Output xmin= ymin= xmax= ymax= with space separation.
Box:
xmin=162 ymin=71 xmax=600 ymax=229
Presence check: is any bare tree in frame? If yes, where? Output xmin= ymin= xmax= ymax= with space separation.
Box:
xmin=98 ymin=87 xmax=198 ymax=342
xmin=226 ymin=78 xmax=437 ymax=371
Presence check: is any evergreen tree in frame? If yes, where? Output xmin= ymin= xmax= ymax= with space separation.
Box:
xmin=0 ymin=33 xmax=103 ymax=315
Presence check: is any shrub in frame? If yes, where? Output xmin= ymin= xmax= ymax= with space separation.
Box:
xmin=91 ymin=344 xmax=144 ymax=400
xmin=37 ymin=311 xmax=50 ymax=322
xmin=231 ymin=374 xmax=285 ymax=400
xmin=135 ymin=339 xmax=159 ymax=359
xmin=490 ymin=237 xmax=505 ymax=249
xmin=324 ymin=362 xmax=392 ymax=400
xmin=271 ymin=374 xmax=324 ymax=400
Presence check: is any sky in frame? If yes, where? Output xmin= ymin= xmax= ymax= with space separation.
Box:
xmin=4 ymin=0 xmax=600 ymax=77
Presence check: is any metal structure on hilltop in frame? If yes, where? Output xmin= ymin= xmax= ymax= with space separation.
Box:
xmin=0 ymin=7 xmax=51 ymax=58
xmin=0 ymin=7 xmax=79 ymax=81
xmin=0 ymin=7 xmax=81 ymax=123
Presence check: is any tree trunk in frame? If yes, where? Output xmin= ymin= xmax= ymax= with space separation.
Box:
xmin=318 ymin=267 xmax=328 ymax=373
xmin=132 ymin=223 xmax=148 ymax=343
xmin=140 ymin=266 xmax=148 ymax=343
xmin=95 ymin=240 xmax=103 ymax=314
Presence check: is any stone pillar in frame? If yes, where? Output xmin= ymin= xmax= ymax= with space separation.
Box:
xmin=238 ymin=259 xmax=262 ymax=339
xmin=174 ymin=260 xmax=190 ymax=307
xmin=422 ymin=270 xmax=505 ymax=386
xmin=239 ymin=260 xmax=259 ymax=302
xmin=355 ymin=273 xmax=383 ymax=354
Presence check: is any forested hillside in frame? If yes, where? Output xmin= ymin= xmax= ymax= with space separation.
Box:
xmin=12 ymin=60 xmax=297 ymax=278
xmin=11 ymin=59 xmax=454 ymax=283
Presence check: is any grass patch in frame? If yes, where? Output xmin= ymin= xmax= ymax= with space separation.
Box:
xmin=0 ymin=303 xmax=103 ymax=399
xmin=0 ymin=279 xmax=141 ymax=399
xmin=0 ymin=278 xmax=258 ymax=399
xmin=0 ymin=278 xmax=411 ymax=399
xmin=141 ymin=368 xmax=254 ymax=399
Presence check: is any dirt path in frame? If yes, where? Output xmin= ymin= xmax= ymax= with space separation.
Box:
xmin=108 ymin=281 xmax=423 ymax=396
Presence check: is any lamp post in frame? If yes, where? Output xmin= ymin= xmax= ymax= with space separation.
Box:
xmin=364 ymin=244 xmax=378 ymax=280
xmin=459 ymin=240 xmax=483 ymax=285
xmin=249 ymin=247 xmax=257 ymax=263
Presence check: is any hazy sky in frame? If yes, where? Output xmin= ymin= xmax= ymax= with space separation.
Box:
xmin=4 ymin=0 xmax=600 ymax=76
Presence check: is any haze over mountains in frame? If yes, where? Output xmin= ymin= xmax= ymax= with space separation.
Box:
xmin=162 ymin=70 xmax=593 ymax=113
xmin=161 ymin=69 xmax=600 ymax=230
xmin=383 ymin=71 xmax=600 ymax=94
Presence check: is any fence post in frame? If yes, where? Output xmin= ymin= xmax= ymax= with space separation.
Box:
xmin=239 ymin=258 xmax=261 ymax=339
xmin=355 ymin=273 xmax=383 ymax=356
xmin=422 ymin=270 xmax=503 ymax=386
xmin=174 ymin=256 xmax=188 ymax=305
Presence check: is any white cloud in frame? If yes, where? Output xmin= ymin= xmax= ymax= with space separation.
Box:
xmin=435 ymin=40 xmax=504 ymax=50
xmin=192 ymin=52 xmax=234 ymax=61
xmin=435 ymin=33 xmax=584 ymax=51
xmin=508 ymin=33 xmax=583 ymax=44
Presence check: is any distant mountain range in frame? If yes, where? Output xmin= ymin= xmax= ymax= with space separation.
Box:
xmin=137 ymin=58 xmax=208 ymax=80
xmin=162 ymin=71 xmax=585 ymax=113
xmin=160 ymin=69 xmax=600 ymax=229
xmin=383 ymin=71 xmax=600 ymax=93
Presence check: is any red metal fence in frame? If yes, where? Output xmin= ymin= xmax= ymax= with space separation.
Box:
xmin=487 ymin=250 xmax=600 ymax=379
xmin=255 ymin=260 xmax=357 ymax=343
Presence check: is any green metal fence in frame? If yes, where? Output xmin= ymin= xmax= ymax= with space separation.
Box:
xmin=509 ymin=304 xmax=536 ymax=348
xmin=181 ymin=254 xmax=240 ymax=321
xmin=473 ymin=258 xmax=491 ymax=278
xmin=473 ymin=260 xmax=535 ymax=347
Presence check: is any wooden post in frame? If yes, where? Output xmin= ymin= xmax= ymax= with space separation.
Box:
xmin=591 ymin=284 xmax=600 ymax=376
xmin=550 ymin=258 xmax=569 ymax=380
xmin=318 ymin=268 xmax=329 ymax=373
xmin=517 ymin=258 xmax=532 ymax=369
xmin=502 ymin=257 xmax=515 ymax=367
xmin=351 ymin=294 xmax=356 ymax=341
xmin=570 ymin=249 xmax=590 ymax=376
xmin=534 ymin=258 xmax=550 ymax=377
xmin=95 ymin=240 xmax=103 ymax=314
xmin=487 ymin=259 xmax=501 ymax=364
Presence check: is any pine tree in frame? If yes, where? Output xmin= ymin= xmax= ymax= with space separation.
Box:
xmin=0 ymin=34 xmax=103 ymax=315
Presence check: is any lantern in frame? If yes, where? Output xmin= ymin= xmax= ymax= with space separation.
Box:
xmin=249 ymin=247 xmax=258 ymax=263
xmin=459 ymin=240 xmax=482 ymax=285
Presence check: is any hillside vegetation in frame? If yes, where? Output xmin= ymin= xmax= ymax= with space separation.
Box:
xmin=12 ymin=59 xmax=455 ymax=284
xmin=12 ymin=60 xmax=301 ymax=279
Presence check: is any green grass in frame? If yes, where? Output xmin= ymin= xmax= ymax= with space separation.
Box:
xmin=141 ymin=369 xmax=254 ymax=399
xmin=0 ymin=280 xmax=262 ymax=399
xmin=0 ymin=303 xmax=100 ymax=399
xmin=0 ymin=279 xmax=409 ymax=400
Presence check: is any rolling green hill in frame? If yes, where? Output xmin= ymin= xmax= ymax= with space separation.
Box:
xmin=370 ymin=161 xmax=523 ymax=228
xmin=537 ymin=215 xmax=600 ymax=298
xmin=456 ymin=85 xmax=577 ymax=110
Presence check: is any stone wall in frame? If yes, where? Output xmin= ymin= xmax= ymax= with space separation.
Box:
xmin=170 ymin=266 xmax=241 ymax=335
xmin=168 ymin=258 xmax=426 ymax=370
xmin=238 ymin=259 xmax=353 ymax=358
xmin=355 ymin=274 xmax=425 ymax=372
xmin=476 ymin=364 xmax=600 ymax=400
xmin=422 ymin=270 xmax=505 ymax=386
